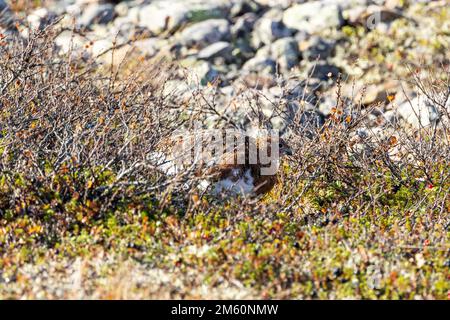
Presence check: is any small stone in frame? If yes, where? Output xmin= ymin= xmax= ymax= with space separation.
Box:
xmin=179 ymin=19 xmax=230 ymax=49
xmin=114 ymin=2 xmax=128 ymax=17
xmin=397 ymin=95 xmax=439 ymax=128
xmin=231 ymin=12 xmax=257 ymax=38
xmin=242 ymin=56 xmax=276 ymax=74
xmin=27 ymin=8 xmax=57 ymax=30
xmin=230 ymin=0 xmax=260 ymax=18
xmin=300 ymin=36 xmax=336 ymax=61
xmin=133 ymin=38 xmax=159 ymax=57
xmin=139 ymin=1 xmax=188 ymax=35
xmin=197 ymin=41 xmax=233 ymax=62
xmin=181 ymin=59 xmax=220 ymax=86
xmin=54 ymin=30 xmax=86 ymax=55
xmin=308 ymin=62 xmax=340 ymax=81
xmin=283 ymin=1 xmax=343 ymax=34
xmin=270 ymin=37 xmax=300 ymax=72
xmin=251 ymin=8 xmax=291 ymax=48
xmin=79 ymin=3 xmax=115 ymax=27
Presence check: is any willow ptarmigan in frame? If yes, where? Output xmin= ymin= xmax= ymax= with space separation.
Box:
xmin=150 ymin=130 xmax=292 ymax=196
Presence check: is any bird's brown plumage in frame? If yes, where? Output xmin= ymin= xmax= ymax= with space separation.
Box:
xmin=153 ymin=130 xmax=291 ymax=196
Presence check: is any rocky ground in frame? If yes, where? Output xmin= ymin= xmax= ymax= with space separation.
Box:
xmin=2 ymin=0 xmax=449 ymax=132
xmin=0 ymin=0 xmax=449 ymax=299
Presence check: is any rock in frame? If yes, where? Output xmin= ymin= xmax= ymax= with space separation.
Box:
xmin=139 ymin=0 xmax=230 ymax=36
xmin=397 ymin=95 xmax=439 ymax=128
xmin=231 ymin=12 xmax=257 ymax=38
xmin=291 ymin=109 xmax=326 ymax=138
xmin=308 ymin=62 xmax=340 ymax=81
xmin=238 ymin=73 xmax=277 ymax=89
xmin=54 ymin=30 xmax=87 ymax=56
xmin=79 ymin=3 xmax=115 ymax=26
xmin=0 ymin=0 xmax=15 ymax=29
xmin=139 ymin=1 xmax=188 ymax=35
xmin=251 ymin=8 xmax=291 ymax=48
xmin=345 ymin=5 xmax=403 ymax=27
xmin=179 ymin=19 xmax=230 ymax=49
xmin=299 ymin=36 xmax=336 ymax=61
xmin=133 ymin=38 xmax=160 ymax=57
xmin=283 ymin=80 xmax=316 ymax=104
xmin=93 ymin=40 xmax=132 ymax=66
xmin=197 ymin=41 xmax=233 ymax=62
xmin=283 ymin=1 xmax=343 ymax=34
xmin=242 ymin=56 xmax=276 ymax=74
xmin=233 ymin=37 xmax=255 ymax=64
xmin=384 ymin=0 xmax=405 ymax=10
xmin=250 ymin=37 xmax=299 ymax=72
xmin=270 ymin=37 xmax=300 ymax=72
xmin=318 ymin=96 xmax=337 ymax=116
xmin=114 ymin=1 xmax=129 ymax=17
xmin=27 ymin=8 xmax=57 ymax=30
xmin=253 ymin=0 xmax=292 ymax=9
xmin=163 ymin=80 xmax=195 ymax=102
xmin=362 ymin=87 xmax=384 ymax=106
xmin=230 ymin=0 xmax=260 ymax=18
xmin=127 ymin=6 xmax=141 ymax=24
xmin=382 ymin=110 xmax=399 ymax=126
xmin=181 ymin=59 xmax=220 ymax=85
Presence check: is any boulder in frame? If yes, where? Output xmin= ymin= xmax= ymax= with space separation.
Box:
xmin=270 ymin=37 xmax=300 ymax=72
xmin=242 ymin=56 xmax=276 ymax=74
xmin=179 ymin=19 xmax=230 ymax=49
xmin=197 ymin=41 xmax=233 ymax=62
xmin=283 ymin=1 xmax=343 ymax=34
xmin=397 ymin=95 xmax=439 ymax=128
xmin=251 ymin=8 xmax=291 ymax=48
xmin=78 ymin=3 xmax=115 ymax=26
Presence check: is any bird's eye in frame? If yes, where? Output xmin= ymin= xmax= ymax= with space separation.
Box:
xmin=279 ymin=143 xmax=283 ymax=148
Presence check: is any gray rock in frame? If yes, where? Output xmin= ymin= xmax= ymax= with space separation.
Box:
xmin=345 ymin=5 xmax=403 ymax=27
xmin=230 ymin=0 xmax=260 ymax=18
xmin=300 ymin=36 xmax=336 ymax=61
xmin=114 ymin=1 xmax=129 ymax=17
xmin=231 ymin=12 xmax=257 ymax=38
xmin=397 ymin=95 xmax=439 ymax=128
xmin=283 ymin=1 xmax=343 ymax=34
xmin=382 ymin=110 xmax=399 ymax=126
xmin=308 ymin=62 xmax=340 ymax=81
xmin=79 ymin=3 xmax=115 ymax=26
xmin=242 ymin=56 xmax=276 ymax=74
xmin=253 ymin=0 xmax=292 ymax=9
xmin=139 ymin=0 xmax=231 ymax=36
xmin=198 ymin=41 xmax=233 ymax=62
xmin=139 ymin=1 xmax=188 ymax=35
xmin=251 ymin=8 xmax=291 ymax=48
xmin=181 ymin=59 xmax=220 ymax=86
xmin=232 ymin=37 xmax=255 ymax=64
xmin=0 ymin=0 xmax=15 ymax=29
xmin=162 ymin=80 xmax=196 ymax=103
xmin=318 ymin=96 xmax=337 ymax=116
xmin=54 ymin=30 xmax=89 ymax=59
xmin=180 ymin=19 xmax=230 ymax=49
xmin=270 ymin=37 xmax=300 ymax=72
xmin=298 ymin=110 xmax=326 ymax=134
xmin=27 ymin=8 xmax=57 ymax=30
xmin=127 ymin=6 xmax=141 ymax=24
xmin=133 ymin=38 xmax=160 ymax=57
xmin=280 ymin=102 xmax=325 ymax=137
